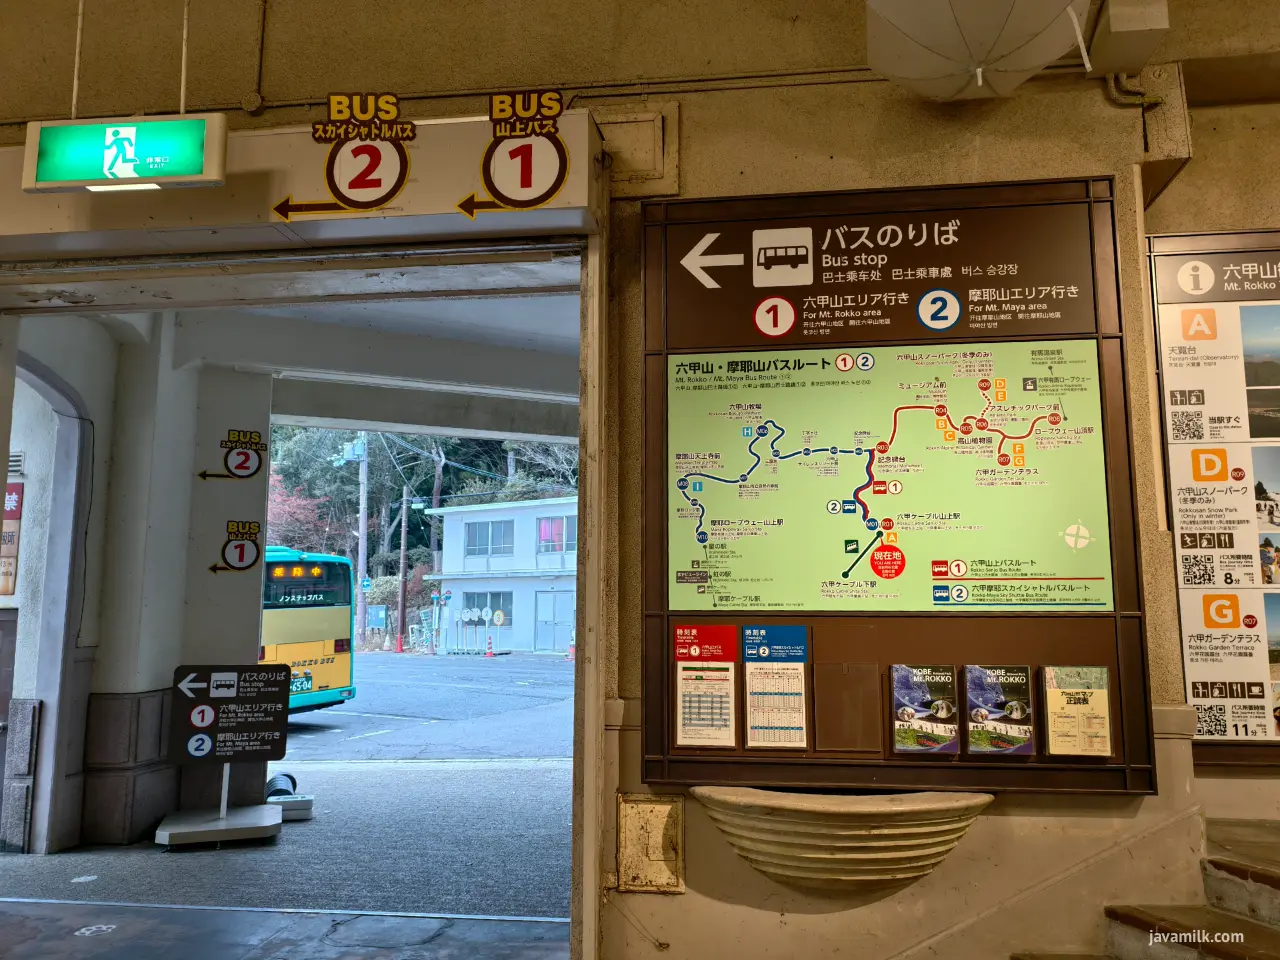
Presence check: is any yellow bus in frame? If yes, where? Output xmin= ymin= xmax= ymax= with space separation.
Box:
xmin=261 ymin=546 xmax=357 ymax=713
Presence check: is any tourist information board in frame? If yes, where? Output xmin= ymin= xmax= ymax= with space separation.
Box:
xmin=1153 ymin=236 xmax=1280 ymax=746
xmin=643 ymin=179 xmax=1150 ymax=795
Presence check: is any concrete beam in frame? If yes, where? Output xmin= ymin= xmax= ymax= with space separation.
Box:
xmin=1140 ymin=63 xmax=1192 ymax=208
xmin=174 ymin=310 xmax=579 ymax=403
xmin=90 ymin=313 xmax=154 ymax=343
xmin=1088 ymin=0 xmax=1170 ymax=77
xmin=272 ymin=379 xmax=578 ymax=442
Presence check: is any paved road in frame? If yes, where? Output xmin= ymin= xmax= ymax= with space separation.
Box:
xmin=0 ymin=761 xmax=572 ymax=918
xmin=283 ymin=652 xmax=576 ymax=761
xmin=0 ymin=653 xmax=577 ymax=920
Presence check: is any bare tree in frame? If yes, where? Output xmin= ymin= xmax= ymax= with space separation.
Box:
xmin=504 ymin=440 xmax=578 ymax=491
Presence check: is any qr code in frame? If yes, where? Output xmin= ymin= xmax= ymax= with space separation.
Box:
xmin=1171 ymin=410 xmax=1204 ymax=440
xmin=1181 ymin=553 xmax=1215 ymax=585
xmin=1195 ymin=703 xmax=1227 ymax=737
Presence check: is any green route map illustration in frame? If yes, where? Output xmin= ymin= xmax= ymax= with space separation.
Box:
xmin=668 ymin=340 xmax=1114 ymax=611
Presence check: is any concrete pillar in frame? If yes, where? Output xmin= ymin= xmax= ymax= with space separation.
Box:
xmin=82 ymin=314 xmax=199 ymax=843
xmin=0 ymin=317 xmax=23 ymax=849
xmin=0 ymin=318 xmax=18 ymax=464
xmin=178 ymin=368 xmax=273 ymax=810
xmin=83 ymin=338 xmax=275 ymax=838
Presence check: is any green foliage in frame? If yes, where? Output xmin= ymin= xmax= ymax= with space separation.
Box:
xmin=363 ymin=565 xmax=438 ymax=619
xmin=452 ymin=470 xmax=569 ymax=505
xmin=269 ymin=426 xmax=577 ymax=571
xmin=364 ymin=576 xmax=401 ymax=606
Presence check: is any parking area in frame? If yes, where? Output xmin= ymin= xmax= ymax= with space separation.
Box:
xmin=0 ymin=652 xmax=575 ymax=920
xmin=285 ymin=651 xmax=576 ymax=762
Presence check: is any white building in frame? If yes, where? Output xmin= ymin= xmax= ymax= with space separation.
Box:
xmin=429 ymin=496 xmax=577 ymax=652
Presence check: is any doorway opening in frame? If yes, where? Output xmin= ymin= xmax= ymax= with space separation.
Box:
xmin=263 ymin=423 xmax=578 ymax=917
xmin=0 ymin=240 xmax=592 ymax=937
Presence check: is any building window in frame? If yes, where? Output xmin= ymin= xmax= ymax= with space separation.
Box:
xmin=464 ymin=522 xmax=488 ymax=557
xmin=537 ymin=515 xmax=578 ymax=554
xmin=489 ymin=520 xmax=514 ymax=556
xmin=465 ymin=520 xmax=515 ymax=557
xmin=462 ymin=591 xmax=514 ymax=625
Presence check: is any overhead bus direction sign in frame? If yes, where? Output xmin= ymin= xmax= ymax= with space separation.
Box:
xmin=22 ymin=113 xmax=227 ymax=193
xmin=664 ymin=202 xmax=1097 ymax=349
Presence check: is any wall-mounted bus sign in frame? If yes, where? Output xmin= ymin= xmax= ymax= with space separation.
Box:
xmin=22 ymin=113 xmax=227 ymax=193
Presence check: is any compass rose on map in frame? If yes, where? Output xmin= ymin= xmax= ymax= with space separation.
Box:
xmin=1060 ymin=521 xmax=1094 ymax=550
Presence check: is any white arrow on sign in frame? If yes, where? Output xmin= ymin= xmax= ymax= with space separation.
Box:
xmin=177 ymin=673 xmax=208 ymax=699
xmin=680 ymin=233 xmax=744 ymax=289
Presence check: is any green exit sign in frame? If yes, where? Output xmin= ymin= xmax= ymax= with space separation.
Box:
xmin=22 ymin=113 xmax=227 ymax=193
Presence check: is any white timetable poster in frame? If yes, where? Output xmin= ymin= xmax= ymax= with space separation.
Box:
xmin=674 ymin=624 xmax=737 ymax=747
xmin=743 ymin=625 xmax=808 ymax=749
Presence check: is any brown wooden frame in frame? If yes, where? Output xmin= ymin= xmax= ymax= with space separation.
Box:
xmin=642 ymin=178 xmax=1155 ymax=794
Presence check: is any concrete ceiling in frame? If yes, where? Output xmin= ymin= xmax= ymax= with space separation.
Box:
xmin=232 ymin=294 xmax=580 ymax=356
xmin=0 ymin=242 xmax=581 ymax=315
xmin=5 ymin=242 xmax=585 ymax=413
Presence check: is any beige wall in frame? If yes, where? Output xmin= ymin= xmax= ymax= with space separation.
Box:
xmin=1147 ymin=102 xmax=1280 ymax=235
xmin=5 ymin=0 xmax=1280 ymax=953
xmin=1153 ymin=0 xmax=1280 ymax=63
xmin=609 ymin=74 xmax=1178 ymax=704
xmin=597 ymin=73 xmax=1200 ymax=960
xmin=0 ymin=0 xmax=1274 ymax=147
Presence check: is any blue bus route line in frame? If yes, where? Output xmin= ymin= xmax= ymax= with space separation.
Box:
xmin=677 ymin=420 xmax=877 ymax=540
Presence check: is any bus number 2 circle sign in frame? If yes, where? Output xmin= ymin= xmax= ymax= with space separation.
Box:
xmin=224 ymin=447 xmax=262 ymax=478
xmin=325 ymin=139 xmax=409 ymax=210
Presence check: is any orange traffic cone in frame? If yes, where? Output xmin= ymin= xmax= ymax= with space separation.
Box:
xmin=486 ymin=637 xmax=495 ymax=658
xmin=565 ymin=642 xmax=576 ymax=662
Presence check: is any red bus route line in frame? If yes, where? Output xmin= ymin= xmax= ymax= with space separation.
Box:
xmin=991 ymin=416 xmax=1050 ymax=454
xmin=823 ymin=388 xmax=1053 ymax=533
xmin=931 ymin=409 xmax=1051 ymax=456
xmin=886 ymin=406 xmax=935 ymax=447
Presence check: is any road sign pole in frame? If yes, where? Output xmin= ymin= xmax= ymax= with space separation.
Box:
xmin=219 ymin=762 xmax=231 ymax=820
xmin=355 ymin=431 xmax=369 ymax=652
xmin=397 ymin=483 xmax=409 ymax=654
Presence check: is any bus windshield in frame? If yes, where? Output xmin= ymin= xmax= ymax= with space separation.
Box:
xmin=263 ymin=560 xmax=352 ymax=609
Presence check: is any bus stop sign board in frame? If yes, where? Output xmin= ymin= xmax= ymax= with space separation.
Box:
xmin=169 ymin=664 xmax=290 ymax=764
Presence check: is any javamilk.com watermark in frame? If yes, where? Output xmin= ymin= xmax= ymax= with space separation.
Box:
xmin=1150 ymin=929 xmax=1245 ymax=946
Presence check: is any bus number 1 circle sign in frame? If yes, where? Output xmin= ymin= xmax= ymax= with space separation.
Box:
xmin=325 ymin=139 xmax=409 ymax=210
xmin=754 ymin=297 xmax=796 ymax=337
xmin=221 ymin=537 xmax=260 ymax=571
xmin=482 ymin=134 xmax=567 ymax=209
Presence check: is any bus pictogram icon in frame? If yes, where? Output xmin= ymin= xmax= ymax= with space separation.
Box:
xmin=752 ymin=227 xmax=813 ymax=288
